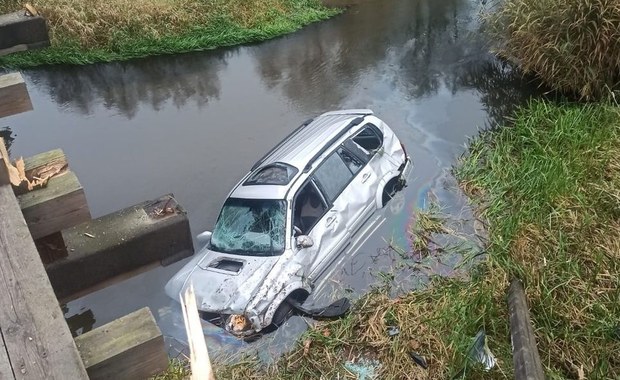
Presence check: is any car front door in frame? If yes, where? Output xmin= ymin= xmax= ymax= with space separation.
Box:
xmin=301 ymin=147 xmax=367 ymax=281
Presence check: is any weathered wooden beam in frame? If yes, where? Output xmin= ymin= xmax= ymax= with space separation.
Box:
xmin=0 ymin=335 xmax=13 ymax=380
xmin=0 ymin=183 xmax=88 ymax=379
xmin=0 ymin=73 xmax=33 ymax=119
xmin=182 ymin=286 xmax=215 ymax=380
xmin=508 ymin=279 xmax=545 ymax=380
xmin=0 ymin=11 xmax=49 ymax=57
xmin=74 ymin=307 xmax=168 ymax=380
xmin=46 ymin=194 xmax=193 ymax=301
xmin=0 ymin=138 xmax=9 ymax=186
xmin=18 ymin=171 xmax=91 ymax=239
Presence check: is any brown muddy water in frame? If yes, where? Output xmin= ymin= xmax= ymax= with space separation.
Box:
xmin=2 ymin=0 xmax=541 ymax=359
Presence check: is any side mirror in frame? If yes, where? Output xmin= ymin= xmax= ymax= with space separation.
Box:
xmin=196 ymin=231 xmax=212 ymax=247
xmin=295 ymin=235 xmax=314 ymax=249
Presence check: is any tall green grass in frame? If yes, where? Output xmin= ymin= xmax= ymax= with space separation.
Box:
xmin=0 ymin=0 xmax=340 ymax=67
xmin=457 ymin=100 xmax=620 ymax=378
xmin=486 ymin=0 xmax=620 ymax=99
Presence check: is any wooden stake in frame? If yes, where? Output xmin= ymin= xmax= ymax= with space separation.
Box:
xmin=181 ymin=285 xmax=215 ymax=380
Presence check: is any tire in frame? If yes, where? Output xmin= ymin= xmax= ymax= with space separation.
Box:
xmin=271 ymin=299 xmax=294 ymax=327
xmin=382 ymin=178 xmax=400 ymax=207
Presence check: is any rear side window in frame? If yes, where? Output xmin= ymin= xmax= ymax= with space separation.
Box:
xmin=352 ymin=124 xmax=382 ymax=157
xmin=314 ymin=151 xmax=353 ymax=202
xmin=337 ymin=146 xmax=364 ymax=175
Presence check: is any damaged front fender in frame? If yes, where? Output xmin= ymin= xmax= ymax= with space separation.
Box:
xmin=246 ymin=261 xmax=311 ymax=328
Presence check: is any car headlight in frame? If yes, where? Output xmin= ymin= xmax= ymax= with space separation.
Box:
xmin=225 ymin=314 xmax=252 ymax=335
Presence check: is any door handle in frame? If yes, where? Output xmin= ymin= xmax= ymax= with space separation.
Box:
xmin=326 ymin=216 xmax=336 ymax=228
xmin=361 ymin=172 xmax=371 ymax=183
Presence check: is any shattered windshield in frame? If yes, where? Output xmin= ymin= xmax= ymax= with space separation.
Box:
xmin=210 ymin=198 xmax=286 ymax=256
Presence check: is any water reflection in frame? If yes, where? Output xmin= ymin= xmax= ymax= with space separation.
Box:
xmin=62 ymin=304 xmax=96 ymax=337
xmin=26 ymin=49 xmax=229 ymax=118
xmin=252 ymin=0 xmax=489 ymax=112
xmin=17 ymin=0 xmax=539 ymax=131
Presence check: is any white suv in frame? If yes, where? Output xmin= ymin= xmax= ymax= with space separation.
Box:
xmin=165 ymin=109 xmax=412 ymax=336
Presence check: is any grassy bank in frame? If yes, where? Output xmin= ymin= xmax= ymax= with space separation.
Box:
xmin=0 ymin=0 xmax=340 ymax=68
xmin=486 ymin=0 xmax=620 ymax=99
xmin=189 ymin=100 xmax=620 ymax=379
xmin=457 ymin=100 xmax=620 ymax=378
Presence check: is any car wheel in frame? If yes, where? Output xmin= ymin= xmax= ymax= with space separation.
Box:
xmin=382 ymin=178 xmax=400 ymax=207
xmin=272 ymin=298 xmax=294 ymax=327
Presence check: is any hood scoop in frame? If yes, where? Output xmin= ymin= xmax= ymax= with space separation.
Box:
xmin=203 ymin=258 xmax=244 ymax=274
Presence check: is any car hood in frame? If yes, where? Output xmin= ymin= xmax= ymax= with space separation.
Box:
xmin=165 ymin=247 xmax=281 ymax=313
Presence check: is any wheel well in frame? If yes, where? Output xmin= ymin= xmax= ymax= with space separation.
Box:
xmin=381 ymin=177 xmax=400 ymax=207
xmin=270 ymin=289 xmax=310 ymax=327
xmin=288 ymin=289 xmax=310 ymax=304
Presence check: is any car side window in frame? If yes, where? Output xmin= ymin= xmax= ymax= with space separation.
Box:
xmin=293 ymin=181 xmax=327 ymax=235
xmin=351 ymin=124 xmax=383 ymax=157
xmin=337 ymin=146 xmax=364 ymax=175
xmin=313 ymin=150 xmax=354 ymax=202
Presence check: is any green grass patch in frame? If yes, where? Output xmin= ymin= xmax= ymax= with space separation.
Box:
xmin=0 ymin=0 xmax=340 ymax=67
xmin=457 ymin=100 xmax=620 ymax=378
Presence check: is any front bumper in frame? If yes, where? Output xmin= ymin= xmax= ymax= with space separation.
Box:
xmin=400 ymin=156 xmax=413 ymax=183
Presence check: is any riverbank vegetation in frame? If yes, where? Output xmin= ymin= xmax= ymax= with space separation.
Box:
xmin=486 ymin=0 xmax=620 ymax=99
xmin=0 ymin=0 xmax=339 ymax=67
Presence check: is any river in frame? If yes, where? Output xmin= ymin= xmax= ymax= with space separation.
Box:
xmin=1 ymin=0 xmax=541 ymax=360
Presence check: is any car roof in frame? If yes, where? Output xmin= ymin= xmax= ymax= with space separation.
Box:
xmin=230 ymin=109 xmax=374 ymax=199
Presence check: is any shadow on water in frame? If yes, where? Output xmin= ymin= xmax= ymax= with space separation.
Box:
xmin=458 ymin=60 xmax=549 ymax=127
xmin=0 ymin=126 xmax=15 ymax=154
xmin=3 ymin=0 xmax=548 ymax=359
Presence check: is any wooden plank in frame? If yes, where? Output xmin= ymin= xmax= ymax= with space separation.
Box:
xmin=46 ymin=194 xmax=192 ymax=301
xmin=74 ymin=307 xmax=168 ymax=380
xmin=181 ymin=286 xmax=215 ymax=380
xmin=0 ymin=73 xmax=32 ymax=119
xmin=0 ymin=44 xmax=27 ymax=57
xmin=0 ymin=139 xmax=8 ymax=187
xmin=0 ymin=12 xmax=49 ymax=55
xmin=18 ymin=171 xmax=91 ymax=239
xmin=0 ymin=333 xmax=15 ymax=380
xmin=0 ymin=183 xmax=88 ymax=379
xmin=508 ymin=279 xmax=545 ymax=380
